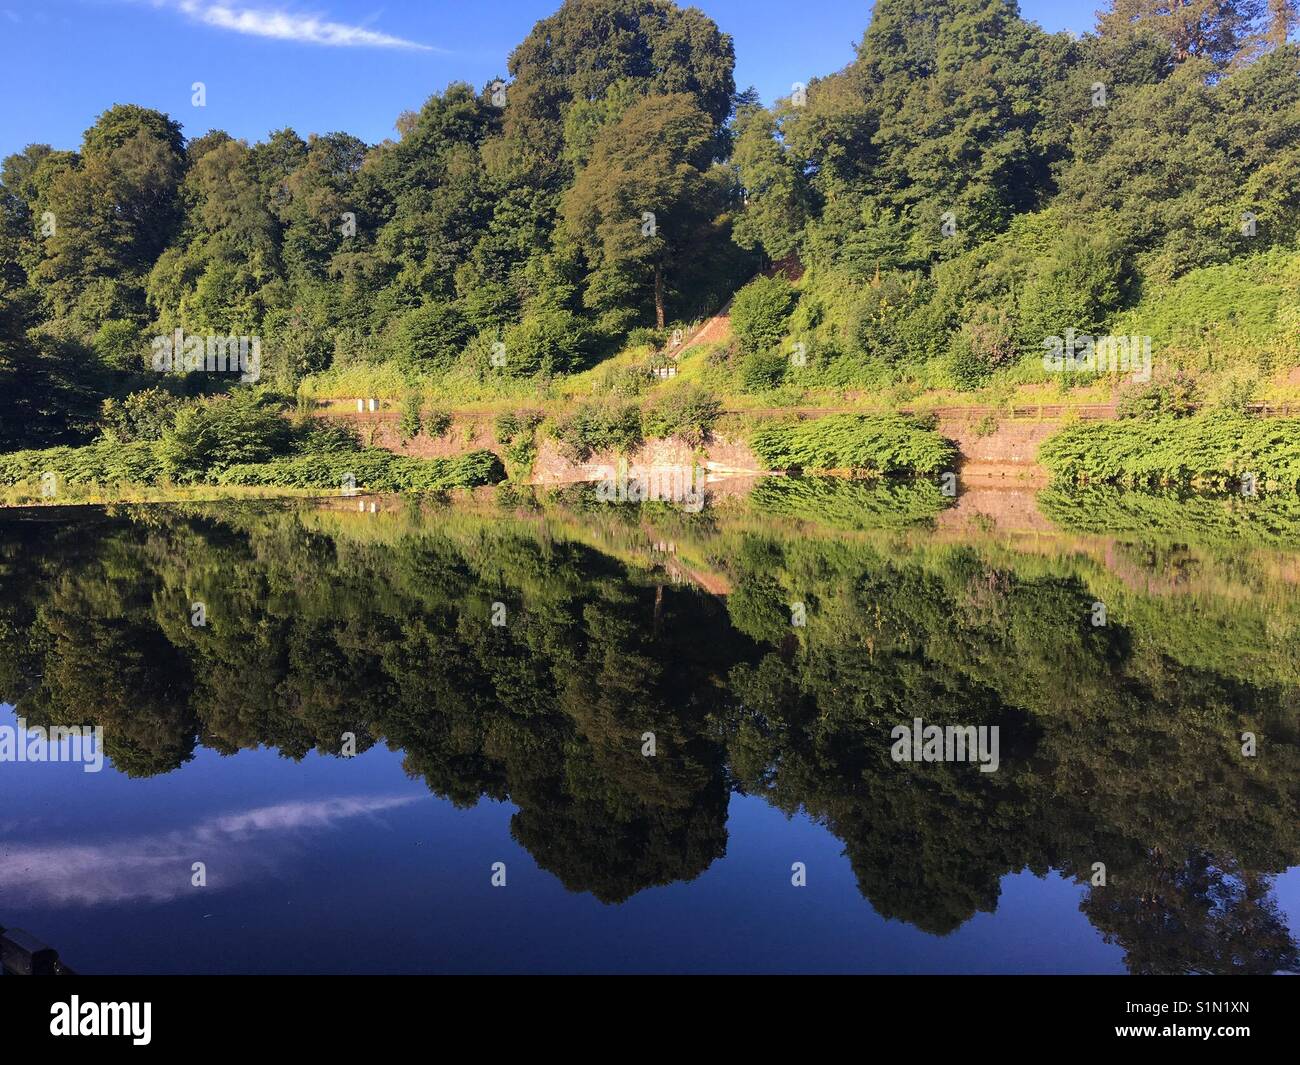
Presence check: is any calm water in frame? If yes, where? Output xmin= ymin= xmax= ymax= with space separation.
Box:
xmin=1 ymin=483 xmax=1298 ymax=974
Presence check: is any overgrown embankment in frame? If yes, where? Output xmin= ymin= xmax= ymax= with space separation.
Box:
xmin=216 ymin=450 xmax=503 ymax=492
xmin=748 ymin=414 xmax=957 ymax=476
xmin=0 ymin=391 xmax=505 ymax=505
xmin=1039 ymin=413 xmax=1300 ymax=490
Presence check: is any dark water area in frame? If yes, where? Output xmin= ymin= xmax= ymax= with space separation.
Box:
xmin=1 ymin=483 xmax=1298 ymax=974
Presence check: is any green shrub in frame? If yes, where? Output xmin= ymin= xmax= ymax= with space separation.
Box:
xmin=1206 ymin=368 xmax=1260 ymax=413
xmin=642 ymin=386 xmax=722 ymax=447
xmin=551 ymin=401 xmax=643 ymax=462
xmin=495 ymin=409 xmax=542 ymax=443
xmin=749 ymin=414 xmax=957 ymax=476
xmin=504 ymin=308 xmax=591 ymax=376
xmin=948 ymin=335 xmax=995 ymax=390
xmin=398 ymin=392 xmax=424 ymax=440
xmin=504 ymin=436 xmax=537 ymax=468
xmin=1106 ymin=247 xmax=1300 ymax=372
xmin=424 ymin=407 xmax=453 ymax=437
xmin=595 ymin=360 xmax=652 ymax=397
xmin=1115 ymin=372 xmax=1202 ymax=419
xmin=389 ymin=302 xmax=471 ymax=375
xmin=100 ymin=388 xmax=191 ymax=443
xmin=848 ymin=273 xmax=932 ymax=365
xmin=93 ymin=319 xmax=145 ymax=372
xmin=495 ymin=411 xmax=520 ymax=441
xmin=731 ymin=274 xmax=796 ymax=355
xmin=740 ymin=348 xmax=788 ymax=392
xmin=292 ymin=417 xmax=362 ymax=454
xmin=626 ymin=326 xmax=665 ymax=349
xmin=159 ymin=391 xmax=293 ymax=482
xmin=0 ymin=440 xmax=165 ymax=487
xmin=1039 ymin=413 xmax=1300 ymax=489
xmin=494 ymin=409 xmax=543 ymax=475
xmin=217 ymin=449 xmax=504 ymax=492
xmin=1016 ymin=227 xmax=1131 ymax=349
xmin=947 ymin=304 xmax=1019 ymax=389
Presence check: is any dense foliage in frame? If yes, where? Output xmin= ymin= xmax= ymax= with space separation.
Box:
xmin=640 ymin=385 xmax=722 ymax=447
xmin=217 ymin=449 xmax=504 ymax=492
xmin=0 ymin=0 xmax=760 ymax=449
xmin=1039 ymin=413 xmax=1300 ymax=488
xmin=0 ymin=439 xmax=165 ymax=487
xmin=1039 ymin=483 xmax=1300 ymax=546
xmin=4 ymin=0 xmax=1296 ymax=453
xmin=550 ymin=400 xmax=644 ymax=461
xmin=0 ymin=404 xmax=502 ymax=495
xmin=731 ymin=0 xmax=1300 ymax=394
xmin=749 ymin=414 xmax=957 ymax=475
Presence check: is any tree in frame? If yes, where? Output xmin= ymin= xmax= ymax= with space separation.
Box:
xmin=1055 ymin=50 xmax=1300 ymax=277
xmin=278 ymin=132 xmax=368 ymax=283
xmin=1098 ymin=0 xmax=1267 ymax=67
xmin=32 ymin=106 xmax=184 ymax=327
xmin=730 ymin=273 xmax=796 ymax=354
xmin=159 ymin=391 xmax=292 ymax=482
xmin=563 ymin=94 xmax=716 ymax=328
xmin=506 ymin=0 xmax=736 ymax=180
xmin=780 ymin=0 xmax=1075 ymax=274
xmin=730 ymin=105 xmax=811 ymax=262
xmin=0 ymin=298 xmax=101 ymax=448
xmin=388 ymin=301 xmax=471 ymax=375
xmin=860 ymin=0 xmax=1072 ymax=254
xmin=1016 ymin=228 xmax=1132 ymax=346
xmin=1267 ymin=0 xmax=1298 ymax=45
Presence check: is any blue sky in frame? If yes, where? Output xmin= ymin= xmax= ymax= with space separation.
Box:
xmin=0 ymin=0 xmax=1102 ymax=159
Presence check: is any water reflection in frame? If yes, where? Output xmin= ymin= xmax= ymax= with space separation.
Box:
xmin=1 ymin=482 xmax=1297 ymax=973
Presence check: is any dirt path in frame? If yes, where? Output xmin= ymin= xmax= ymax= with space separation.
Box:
xmin=674 ymin=297 xmax=733 ymax=353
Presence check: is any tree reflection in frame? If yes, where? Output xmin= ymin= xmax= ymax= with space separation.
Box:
xmin=0 ymin=498 xmax=1297 ymax=969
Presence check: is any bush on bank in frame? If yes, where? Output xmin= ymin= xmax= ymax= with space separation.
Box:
xmin=1039 ymin=414 xmax=1300 ymax=490
xmin=0 ymin=440 xmax=166 ymax=487
xmin=217 ymin=449 xmax=505 ymax=492
xmin=749 ymin=414 xmax=956 ymax=476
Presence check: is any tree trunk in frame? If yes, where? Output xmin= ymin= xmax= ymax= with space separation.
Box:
xmin=654 ymin=264 xmax=665 ymax=330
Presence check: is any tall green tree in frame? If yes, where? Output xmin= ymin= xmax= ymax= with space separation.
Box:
xmin=563 ymin=93 xmax=718 ymax=327
xmin=32 ymin=106 xmax=184 ymax=329
xmin=730 ymin=105 xmax=811 ymax=262
xmin=506 ymin=0 xmax=736 ymax=180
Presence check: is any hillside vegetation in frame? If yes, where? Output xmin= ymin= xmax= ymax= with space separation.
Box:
xmin=2 ymin=0 xmax=1299 ymax=490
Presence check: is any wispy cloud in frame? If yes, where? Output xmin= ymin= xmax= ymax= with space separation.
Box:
xmin=0 ymin=793 xmax=424 ymax=905
xmin=165 ymin=1 xmax=437 ymax=50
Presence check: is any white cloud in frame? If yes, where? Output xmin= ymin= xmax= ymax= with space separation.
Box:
xmin=171 ymin=1 xmax=436 ymax=50
xmin=0 ymin=793 xmax=424 ymax=905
